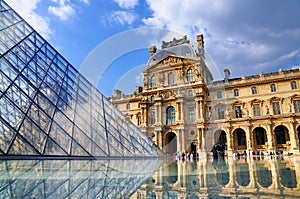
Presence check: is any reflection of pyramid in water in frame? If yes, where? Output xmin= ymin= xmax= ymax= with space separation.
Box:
xmin=0 ymin=0 xmax=157 ymax=158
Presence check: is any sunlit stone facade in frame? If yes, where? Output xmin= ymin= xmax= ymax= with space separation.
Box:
xmin=110 ymin=35 xmax=300 ymax=157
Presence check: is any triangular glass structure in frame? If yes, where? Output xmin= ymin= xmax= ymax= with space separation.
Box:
xmin=0 ymin=0 xmax=157 ymax=158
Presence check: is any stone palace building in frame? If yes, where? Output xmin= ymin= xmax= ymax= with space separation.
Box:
xmin=109 ymin=35 xmax=300 ymax=157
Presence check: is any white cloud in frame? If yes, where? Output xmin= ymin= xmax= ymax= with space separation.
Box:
xmin=114 ymin=0 xmax=138 ymax=9
xmin=110 ymin=11 xmax=137 ymax=25
xmin=48 ymin=0 xmax=75 ymax=21
xmin=79 ymin=0 xmax=90 ymax=4
xmin=6 ymin=0 xmax=52 ymax=39
xmin=143 ymin=0 xmax=300 ymax=78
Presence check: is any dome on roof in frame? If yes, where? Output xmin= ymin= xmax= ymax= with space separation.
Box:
xmin=147 ymin=44 xmax=197 ymax=66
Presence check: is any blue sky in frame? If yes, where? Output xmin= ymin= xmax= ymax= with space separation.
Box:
xmin=7 ymin=0 xmax=300 ymax=97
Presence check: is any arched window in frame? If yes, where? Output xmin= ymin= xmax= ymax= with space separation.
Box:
xmin=166 ymin=106 xmax=175 ymax=124
xmin=270 ymin=84 xmax=276 ymax=92
xmin=150 ymin=75 xmax=156 ymax=88
xmin=234 ymin=89 xmax=239 ymax=97
xmin=252 ymin=87 xmax=257 ymax=94
xmin=168 ymin=72 xmax=174 ymax=85
xmin=186 ymin=69 xmax=194 ymax=82
xmin=126 ymin=103 xmax=130 ymax=110
xmin=291 ymin=81 xmax=297 ymax=90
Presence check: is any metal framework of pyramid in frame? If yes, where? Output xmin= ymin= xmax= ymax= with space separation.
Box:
xmin=0 ymin=0 xmax=157 ymax=158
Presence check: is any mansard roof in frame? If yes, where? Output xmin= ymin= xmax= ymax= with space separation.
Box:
xmin=147 ymin=43 xmax=198 ymax=67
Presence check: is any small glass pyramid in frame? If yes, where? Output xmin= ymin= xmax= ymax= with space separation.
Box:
xmin=0 ymin=0 xmax=157 ymax=158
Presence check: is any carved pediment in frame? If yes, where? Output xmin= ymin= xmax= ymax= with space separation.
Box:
xmin=144 ymin=55 xmax=184 ymax=73
xmin=289 ymin=94 xmax=300 ymax=101
xmin=269 ymin=96 xmax=282 ymax=102
xmin=249 ymin=99 xmax=264 ymax=106
xmin=232 ymin=100 xmax=245 ymax=106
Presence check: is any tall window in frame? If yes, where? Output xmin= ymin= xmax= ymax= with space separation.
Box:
xmin=234 ymin=89 xmax=239 ymax=97
xmin=253 ymin=104 xmax=261 ymax=116
xmin=150 ymin=75 xmax=156 ymax=88
xmin=168 ymin=72 xmax=174 ymax=85
xmin=188 ymin=107 xmax=195 ymax=122
xmin=270 ymin=84 xmax=276 ymax=92
xmin=166 ymin=106 xmax=175 ymax=124
xmin=272 ymin=102 xmax=281 ymax=115
xmin=294 ymin=100 xmax=300 ymax=112
xmin=126 ymin=103 xmax=130 ymax=110
xmin=186 ymin=69 xmax=194 ymax=82
xmin=235 ymin=106 xmax=242 ymax=118
xmin=252 ymin=87 xmax=257 ymax=94
xmin=217 ymin=91 xmax=222 ymax=99
xmin=291 ymin=81 xmax=297 ymax=90
xmin=151 ymin=111 xmax=156 ymax=124
xmin=217 ymin=108 xmax=225 ymax=119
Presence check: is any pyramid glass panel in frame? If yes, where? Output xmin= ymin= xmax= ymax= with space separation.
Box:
xmin=0 ymin=0 xmax=157 ymax=158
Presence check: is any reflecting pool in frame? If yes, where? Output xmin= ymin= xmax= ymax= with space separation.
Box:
xmin=1 ymin=156 xmax=300 ymax=198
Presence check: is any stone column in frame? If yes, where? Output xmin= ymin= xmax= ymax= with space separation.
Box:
xmin=156 ymin=131 xmax=163 ymax=149
xmin=181 ymin=129 xmax=186 ymax=152
xmin=289 ymin=120 xmax=299 ymax=154
xmin=199 ymin=100 xmax=204 ymax=121
xmin=246 ymin=124 xmax=253 ymax=153
xmin=155 ymin=102 xmax=162 ymax=126
xmin=226 ymin=126 xmax=233 ymax=156
xmin=195 ymin=100 xmax=200 ymax=121
xmin=201 ymin=128 xmax=206 ymax=151
xmin=177 ymin=101 xmax=184 ymax=122
xmin=266 ymin=122 xmax=275 ymax=152
xmin=197 ymin=128 xmax=202 ymax=150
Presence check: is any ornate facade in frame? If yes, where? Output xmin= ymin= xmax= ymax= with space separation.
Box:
xmin=109 ymin=35 xmax=300 ymax=157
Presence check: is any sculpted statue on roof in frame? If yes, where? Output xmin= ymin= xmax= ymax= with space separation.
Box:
xmin=161 ymin=35 xmax=190 ymax=49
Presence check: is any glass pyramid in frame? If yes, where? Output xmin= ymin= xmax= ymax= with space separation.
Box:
xmin=0 ymin=0 xmax=157 ymax=158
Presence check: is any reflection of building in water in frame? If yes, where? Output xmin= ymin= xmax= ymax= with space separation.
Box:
xmin=110 ymin=34 xmax=300 ymax=157
xmin=135 ymin=157 xmax=300 ymax=198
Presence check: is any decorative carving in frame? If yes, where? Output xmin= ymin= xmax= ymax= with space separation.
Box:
xmin=162 ymin=35 xmax=190 ymax=49
xmin=265 ymin=105 xmax=270 ymax=114
xmin=162 ymin=57 xmax=182 ymax=65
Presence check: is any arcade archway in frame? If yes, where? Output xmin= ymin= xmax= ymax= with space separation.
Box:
xmin=214 ymin=130 xmax=227 ymax=150
xmin=274 ymin=125 xmax=290 ymax=148
xmin=233 ymin=128 xmax=247 ymax=151
xmin=253 ymin=127 xmax=267 ymax=149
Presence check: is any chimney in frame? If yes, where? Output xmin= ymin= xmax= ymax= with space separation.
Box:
xmin=149 ymin=46 xmax=157 ymax=57
xmin=197 ymin=34 xmax=204 ymax=57
xmin=113 ymin=89 xmax=122 ymax=99
xmin=224 ymin=69 xmax=230 ymax=82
